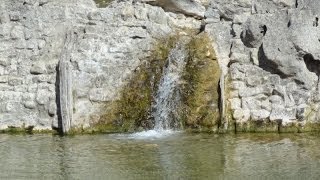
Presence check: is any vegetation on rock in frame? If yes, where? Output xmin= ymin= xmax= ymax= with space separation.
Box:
xmin=76 ymin=32 xmax=222 ymax=134
xmin=181 ymin=33 xmax=221 ymax=132
xmin=93 ymin=0 xmax=114 ymax=8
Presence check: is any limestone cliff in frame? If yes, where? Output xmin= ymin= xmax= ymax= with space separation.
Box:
xmin=0 ymin=0 xmax=319 ymax=133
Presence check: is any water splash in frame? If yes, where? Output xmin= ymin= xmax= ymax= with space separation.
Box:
xmin=130 ymin=40 xmax=188 ymax=139
xmin=153 ymin=41 xmax=188 ymax=131
xmin=129 ymin=130 xmax=176 ymax=139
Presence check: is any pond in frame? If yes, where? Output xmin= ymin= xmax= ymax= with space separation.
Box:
xmin=1 ymin=132 xmax=320 ymax=179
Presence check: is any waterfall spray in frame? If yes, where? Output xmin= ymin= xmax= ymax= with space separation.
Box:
xmin=153 ymin=42 xmax=188 ymax=131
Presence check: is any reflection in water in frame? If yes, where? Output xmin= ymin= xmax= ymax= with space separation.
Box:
xmin=0 ymin=133 xmax=320 ymax=179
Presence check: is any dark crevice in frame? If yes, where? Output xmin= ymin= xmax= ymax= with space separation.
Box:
xmin=217 ymin=79 xmax=222 ymax=131
xmin=39 ymin=1 xmax=49 ymax=6
xmin=54 ymin=64 xmax=63 ymax=135
xmin=287 ymin=20 xmax=291 ymax=28
xmin=277 ymin=120 xmax=281 ymax=133
xmin=294 ymin=79 xmax=305 ymax=86
xmin=130 ymin=36 xmax=145 ymax=39
xmin=220 ymin=15 xmax=233 ymax=22
xmin=303 ymin=53 xmax=320 ymax=75
xmin=313 ymin=17 xmax=318 ymax=27
xmin=295 ymin=0 xmax=298 ymax=8
xmin=260 ymin=25 xmax=267 ymax=36
xmin=198 ymin=22 xmax=206 ymax=34
xmin=228 ymin=43 xmax=233 ymax=59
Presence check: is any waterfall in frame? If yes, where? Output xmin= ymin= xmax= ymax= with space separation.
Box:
xmin=153 ymin=42 xmax=188 ymax=131
xmin=131 ymin=40 xmax=188 ymax=138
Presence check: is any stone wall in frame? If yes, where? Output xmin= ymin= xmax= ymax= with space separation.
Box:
xmin=0 ymin=0 xmax=202 ymax=132
xmin=205 ymin=0 xmax=320 ymax=132
xmin=1 ymin=0 xmax=320 ymax=133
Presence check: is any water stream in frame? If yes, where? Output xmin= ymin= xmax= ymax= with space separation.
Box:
xmin=153 ymin=42 xmax=187 ymax=131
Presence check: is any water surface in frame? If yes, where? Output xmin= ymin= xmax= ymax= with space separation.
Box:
xmin=1 ymin=132 xmax=320 ymax=179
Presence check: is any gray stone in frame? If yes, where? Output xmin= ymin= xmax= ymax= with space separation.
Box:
xmin=242 ymin=97 xmax=261 ymax=110
xmin=230 ymin=98 xmax=241 ymax=110
xmin=36 ymin=89 xmax=50 ymax=105
xmin=10 ymin=25 xmax=24 ymax=39
xmin=270 ymin=107 xmax=296 ymax=122
xmin=246 ymin=76 xmax=262 ymax=87
xmin=233 ymin=109 xmax=250 ymax=122
xmin=0 ymin=76 xmax=8 ymax=83
xmin=30 ymin=62 xmax=47 ymax=75
xmin=239 ymin=85 xmax=272 ymax=97
xmin=251 ymin=109 xmax=270 ymax=120
xmin=24 ymin=101 xmax=37 ymax=109
xmin=48 ymin=100 xmax=57 ymax=116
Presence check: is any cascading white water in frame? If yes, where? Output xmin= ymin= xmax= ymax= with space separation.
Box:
xmin=131 ymin=40 xmax=188 ymax=138
xmin=153 ymin=42 xmax=188 ymax=131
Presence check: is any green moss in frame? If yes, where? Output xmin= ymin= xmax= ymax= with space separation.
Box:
xmin=236 ymin=120 xmax=279 ymax=133
xmin=0 ymin=126 xmax=53 ymax=135
xmin=93 ymin=0 xmax=114 ymax=8
xmin=181 ymin=33 xmax=221 ymax=132
xmin=300 ymin=122 xmax=320 ymax=132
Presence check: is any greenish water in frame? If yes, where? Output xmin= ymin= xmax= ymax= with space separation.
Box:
xmin=1 ymin=132 xmax=320 ymax=179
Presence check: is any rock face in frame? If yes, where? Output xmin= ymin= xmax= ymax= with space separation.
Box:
xmin=206 ymin=0 xmax=320 ymax=132
xmin=0 ymin=0 xmax=320 ymax=133
xmin=0 ymin=0 xmax=202 ymax=132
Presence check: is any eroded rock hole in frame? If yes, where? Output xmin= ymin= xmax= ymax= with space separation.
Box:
xmin=260 ymin=25 xmax=267 ymax=36
xmin=303 ymin=54 xmax=320 ymax=75
xmin=313 ymin=17 xmax=318 ymax=27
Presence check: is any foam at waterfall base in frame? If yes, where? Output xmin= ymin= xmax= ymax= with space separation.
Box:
xmin=129 ymin=130 xmax=177 ymax=139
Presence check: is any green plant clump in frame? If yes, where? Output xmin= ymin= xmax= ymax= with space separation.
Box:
xmin=181 ymin=33 xmax=221 ymax=132
xmin=93 ymin=0 xmax=114 ymax=8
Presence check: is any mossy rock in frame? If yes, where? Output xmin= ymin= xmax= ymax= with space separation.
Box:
xmin=181 ymin=33 xmax=221 ymax=131
xmin=0 ymin=126 xmax=53 ymax=135
xmin=235 ymin=120 xmax=279 ymax=133
xmin=93 ymin=0 xmax=114 ymax=8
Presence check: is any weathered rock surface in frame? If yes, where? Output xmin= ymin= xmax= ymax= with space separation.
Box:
xmin=0 ymin=0 xmax=202 ymax=132
xmin=1 ymin=0 xmax=320 ymax=133
xmin=207 ymin=0 xmax=320 ymax=132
